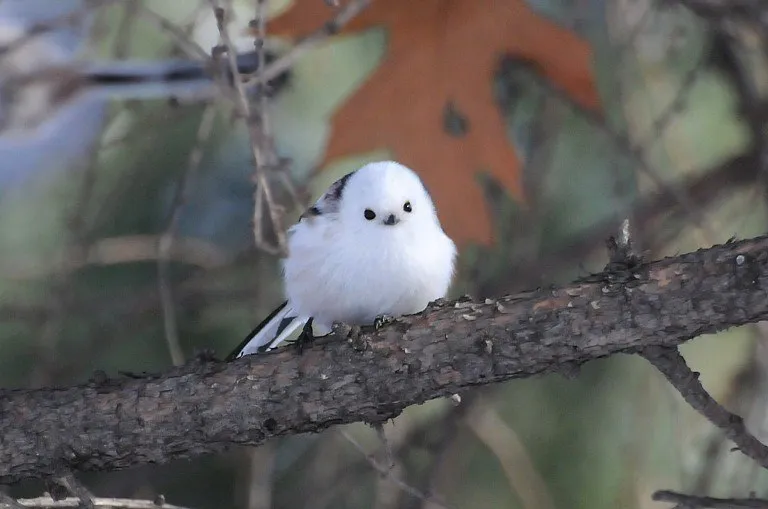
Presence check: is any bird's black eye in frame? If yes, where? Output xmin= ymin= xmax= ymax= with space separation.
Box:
xmin=364 ymin=209 xmax=376 ymax=220
xmin=403 ymin=201 xmax=412 ymax=213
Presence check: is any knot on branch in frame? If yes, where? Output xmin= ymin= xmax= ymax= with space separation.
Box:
xmin=603 ymin=235 xmax=645 ymax=285
xmin=576 ymin=234 xmax=648 ymax=293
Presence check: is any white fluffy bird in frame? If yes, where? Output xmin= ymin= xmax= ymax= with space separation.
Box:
xmin=230 ymin=160 xmax=456 ymax=358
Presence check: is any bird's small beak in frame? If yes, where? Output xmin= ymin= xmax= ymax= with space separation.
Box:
xmin=383 ymin=214 xmax=400 ymax=226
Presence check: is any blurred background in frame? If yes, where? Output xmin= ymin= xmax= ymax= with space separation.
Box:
xmin=1 ymin=0 xmax=767 ymax=508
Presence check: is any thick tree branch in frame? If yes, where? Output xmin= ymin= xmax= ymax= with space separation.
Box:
xmin=3 ymin=235 xmax=768 ymax=484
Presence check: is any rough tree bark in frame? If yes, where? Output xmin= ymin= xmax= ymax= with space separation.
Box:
xmin=2 ymin=235 xmax=768 ymax=485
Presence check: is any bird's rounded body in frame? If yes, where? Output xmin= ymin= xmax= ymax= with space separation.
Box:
xmin=231 ymin=160 xmax=456 ymax=357
xmin=284 ymin=195 xmax=455 ymax=329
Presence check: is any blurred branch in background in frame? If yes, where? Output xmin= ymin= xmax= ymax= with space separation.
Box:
xmin=339 ymin=430 xmax=449 ymax=509
xmin=0 ymin=235 xmax=232 ymax=279
xmin=157 ymin=103 xmax=217 ymax=366
xmin=654 ymin=489 xmax=768 ymax=509
xmin=465 ymin=398 xmax=556 ymax=509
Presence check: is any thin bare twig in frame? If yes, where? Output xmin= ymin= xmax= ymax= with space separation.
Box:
xmin=243 ymin=0 xmax=373 ymax=87
xmin=638 ymin=54 xmax=708 ymax=148
xmin=653 ymin=490 xmax=768 ymax=509
xmin=517 ymin=61 xmax=714 ymax=237
xmin=241 ymin=3 xmax=279 ymax=504
xmin=373 ymin=423 xmax=395 ymax=471
xmin=371 ymin=418 xmax=420 ymax=509
xmin=246 ymin=0 xmax=310 ymax=214
xmin=252 ymin=0 xmax=270 ymax=116
xmin=642 ymin=346 xmax=768 ymax=470
xmin=297 ymin=404 xmax=465 ymax=509
xmin=210 ymin=1 xmax=288 ymax=255
xmin=84 ymin=0 xmax=304 ymax=261
xmin=251 ymin=0 xmax=303 ymax=214
xmin=339 ymin=430 xmax=452 ymax=509
xmin=157 ymin=103 xmax=217 ymax=367
xmin=133 ymin=5 xmax=210 ymax=61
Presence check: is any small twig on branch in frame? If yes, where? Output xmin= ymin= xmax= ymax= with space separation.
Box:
xmin=642 ymin=346 xmax=768 ymax=469
xmin=653 ymin=490 xmax=768 ymax=508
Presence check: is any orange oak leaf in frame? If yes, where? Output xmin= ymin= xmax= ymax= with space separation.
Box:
xmin=267 ymin=0 xmax=600 ymax=245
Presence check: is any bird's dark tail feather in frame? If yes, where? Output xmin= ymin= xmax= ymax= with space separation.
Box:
xmin=227 ymin=301 xmax=306 ymax=360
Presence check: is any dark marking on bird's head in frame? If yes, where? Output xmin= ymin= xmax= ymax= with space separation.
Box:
xmin=311 ymin=170 xmax=357 ymax=216
xmin=329 ymin=171 xmax=355 ymax=203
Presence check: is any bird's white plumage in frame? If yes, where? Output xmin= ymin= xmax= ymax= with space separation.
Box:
xmin=233 ymin=160 xmax=456 ymax=358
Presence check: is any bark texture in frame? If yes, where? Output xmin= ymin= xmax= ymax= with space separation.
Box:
xmin=2 ymin=235 xmax=768 ymax=484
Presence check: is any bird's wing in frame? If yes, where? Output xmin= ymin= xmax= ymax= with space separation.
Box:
xmin=227 ymin=301 xmax=307 ymax=359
